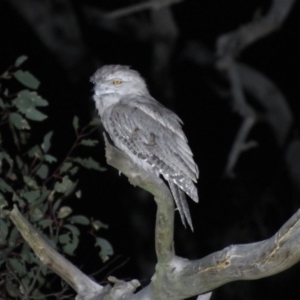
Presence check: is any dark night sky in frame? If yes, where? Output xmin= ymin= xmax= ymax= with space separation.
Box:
xmin=1 ymin=1 xmax=300 ymax=299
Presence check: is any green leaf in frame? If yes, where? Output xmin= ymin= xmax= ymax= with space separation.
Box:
xmin=17 ymin=90 xmax=48 ymax=107
xmin=38 ymin=219 xmax=52 ymax=229
xmin=54 ymin=176 xmax=77 ymax=195
xmin=64 ymin=224 xmax=80 ymax=236
xmin=95 ymin=237 xmax=114 ymax=262
xmin=8 ymin=258 xmax=26 ymax=276
xmin=44 ymin=154 xmax=57 ymax=163
xmin=70 ymin=215 xmax=90 ymax=225
xmin=23 ymin=175 xmax=38 ymax=189
xmin=89 ymin=117 xmax=101 ymax=126
xmin=15 ymin=55 xmax=28 ymax=67
xmin=14 ymin=90 xmax=33 ymax=110
xmin=69 ymin=166 xmax=79 ymax=175
xmin=9 ymin=112 xmax=30 ymax=130
xmin=74 ymin=157 xmax=106 ymax=171
xmin=21 ymin=240 xmax=31 ymax=263
xmin=62 ymin=234 xmax=79 ymax=256
xmin=36 ymin=164 xmax=49 ymax=179
xmin=41 ymin=201 xmax=49 ymax=214
xmin=52 ymin=199 xmax=61 ymax=212
xmin=41 ymin=131 xmax=53 ymax=153
xmin=30 ymin=207 xmax=43 ymax=221
xmin=75 ymin=190 xmax=81 ymax=198
xmin=16 ymin=155 xmax=24 ymax=170
xmin=28 ymin=145 xmax=43 ymax=159
xmin=80 ymin=139 xmax=99 ymax=146
xmin=0 ymin=178 xmax=13 ymax=192
xmin=22 ymin=190 xmax=41 ymax=203
xmin=0 ymin=208 xmax=10 ymax=219
xmin=20 ymin=277 xmax=30 ymax=295
xmin=59 ymin=162 xmax=73 ymax=174
xmin=0 ymin=151 xmax=13 ymax=168
xmin=32 ymin=288 xmax=45 ymax=298
xmin=6 ymin=280 xmax=21 ymax=298
xmin=57 ymin=206 xmax=72 ymax=219
xmin=92 ymin=220 xmax=109 ymax=231
xmin=59 ymin=233 xmax=71 ymax=244
xmin=38 ymin=189 xmax=51 ymax=202
xmin=0 ymin=193 xmax=7 ymax=206
xmin=25 ymin=107 xmax=47 ymax=121
xmin=13 ymin=70 xmax=40 ymax=89
xmin=8 ymin=227 xmax=20 ymax=247
xmin=14 ymin=90 xmax=48 ymax=120
xmin=67 ymin=180 xmax=78 ymax=195
xmin=12 ymin=192 xmax=26 ymax=207
xmin=73 ymin=116 xmax=79 ymax=131
xmin=0 ymin=218 xmax=8 ymax=245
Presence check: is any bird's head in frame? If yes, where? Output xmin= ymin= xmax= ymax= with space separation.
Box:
xmin=91 ymin=65 xmax=149 ymax=97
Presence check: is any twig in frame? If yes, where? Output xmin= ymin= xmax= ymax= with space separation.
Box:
xmin=216 ymin=0 xmax=295 ymax=176
xmin=217 ymin=0 xmax=296 ymax=59
xmin=25 ymin=264 xmax=42 ymax=298
xmin=223 ymin=63 xmax=257 ymax=176
xmin=10 ymin=205 xmax=104 ymax=300
xmin=105 ymin=0 xmax=183 ymax=19
xmin=44 ymin=124 xmax=96 ymax=184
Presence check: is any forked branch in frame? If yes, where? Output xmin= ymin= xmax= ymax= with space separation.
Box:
xmin=10 ymin=137 xmax=300 ymax=300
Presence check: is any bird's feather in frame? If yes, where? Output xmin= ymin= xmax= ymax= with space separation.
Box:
xmin=102 ymin=96 xmax=198 ymax=228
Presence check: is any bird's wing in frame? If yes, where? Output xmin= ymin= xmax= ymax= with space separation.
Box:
xmin=103 ymin=96 xmax=198 ymax=229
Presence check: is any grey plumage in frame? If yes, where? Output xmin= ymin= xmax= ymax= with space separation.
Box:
xmin=91 ymin=65 xmax=199 ymax=230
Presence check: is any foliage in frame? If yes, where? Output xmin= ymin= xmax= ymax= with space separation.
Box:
xmin=0 ymin=57 xmax=113 ymax=299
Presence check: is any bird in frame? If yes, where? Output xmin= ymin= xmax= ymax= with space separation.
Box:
xmin=91 ymin=65 xmax=199 ymax=230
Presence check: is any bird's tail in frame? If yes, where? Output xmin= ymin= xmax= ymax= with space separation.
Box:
xmin=168 ymin=181 xmax=194 ymax=231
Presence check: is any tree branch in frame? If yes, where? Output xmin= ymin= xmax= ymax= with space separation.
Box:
xmin=105 ymin=0 xmax=184 ymax=19
xmin=10 ymin=205 xmax=103 ymax=300
xmin=216 ymin=0 xmax=295 ymax=175
xmin=217 ymin=0 xmax=296 ymax=59
xmin=135 ymin=208 xmax=300 ymax=299
xmin=9 ymin=135 xmax=300 ymax=300
xmin=103 ymin=133 xmax=175 ymax=263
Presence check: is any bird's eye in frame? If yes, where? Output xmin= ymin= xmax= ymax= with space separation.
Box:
xmin=113 ymin=80 xmax=122 ymax=86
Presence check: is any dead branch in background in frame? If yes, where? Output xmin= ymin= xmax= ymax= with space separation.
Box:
xmin=216 ymin=0 xmax=296 ymax=176
xmin=217 ymin=0 xmax=296 ymax=59
xmin=105 ymin=0 xmax=183 ymax=19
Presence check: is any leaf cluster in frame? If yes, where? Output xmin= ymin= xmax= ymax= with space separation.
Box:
xmin=0 ymin=57 xmax=112 ymax=299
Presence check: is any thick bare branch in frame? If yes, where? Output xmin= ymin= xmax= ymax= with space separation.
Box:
xmin=217 ymin=0 xmax=296 ymax=59
xmin=138 ymin=208 xmax=300 ymax=299
xmin=103 ymin=133 xmax=175 ymax=263
xmin=10 ymin=205 xmax=103 ymax=300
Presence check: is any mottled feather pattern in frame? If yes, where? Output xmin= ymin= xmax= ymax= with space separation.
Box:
xmin=92 ymin=65 xmax=199 ymax=230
